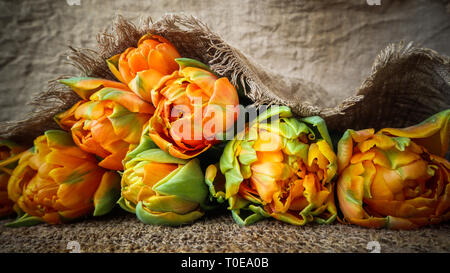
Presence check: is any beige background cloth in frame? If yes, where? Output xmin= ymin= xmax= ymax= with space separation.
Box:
xmin=0 ymin=0 xmax=449 ymax=252
xmin=1 ymin=0 xmax=449 ymax=123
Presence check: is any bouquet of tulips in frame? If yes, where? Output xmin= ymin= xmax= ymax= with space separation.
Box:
xmin=1 ymin=31 xmax=449 ymax=230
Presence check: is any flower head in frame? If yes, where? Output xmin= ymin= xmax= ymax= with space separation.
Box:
xmin=337 ymin=109 xmax=450 ymax=229
xmin=208 ymin=106 xmax=337 ymax=226
xmin=119 ymin=129 xmax=208 ymax=226
xmin=107 ymin=33 xmax=181 ymax=102
xmin=56 ymin=77 xmax=155 ymax=170
xmin=6 ymin=130 xmax=120 ymax=226
xmin=147 ymin=58 xmax=240 ymax=159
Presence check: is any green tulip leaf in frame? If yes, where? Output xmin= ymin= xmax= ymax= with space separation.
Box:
xmin=5 ymin=214 xmax=43 ymax=228
xmin=153 ymin=159 xmax=207 ymax=204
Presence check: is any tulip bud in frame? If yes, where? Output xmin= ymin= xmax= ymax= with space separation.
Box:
xmin=5 ymin=130 xmax=120 ymax=226
xmin=107 ymin=33 xmax=181 ymax=102
xmin=147 ymin=58 xmax=240 ymax=160
xmin=55 ymin=77 xmax=154 ymax=170
xmin=208 ymin=106 xmax=337 ymax=226
xmin=119 ymin=129 xmax=208 ymax=226
xmin=337 ymin=109 xmax=450 ymax=229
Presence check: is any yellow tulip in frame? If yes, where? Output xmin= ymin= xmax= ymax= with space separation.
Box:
xmin=0 ymin=140 xmax=26 ymax=217
xmin=119 ymin=130 xmax=208 ymax=226
xmin=6 ymin=130 xmax=121 ymax=226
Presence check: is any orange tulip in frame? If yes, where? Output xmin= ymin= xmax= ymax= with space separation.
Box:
xmin=55 ymin=77 xmax=155 ymax=170
xmin=148 ymin=58 xmax=240 ymax=159
xmin=107 ymin=33 xmax=181 ymax=102
xmin=206 ymin=106 xmax=337 ymax=226
xmin=337 ymin=109 xmax=450 ymax=229
xmin=0 ymin=140 xmax=26 ymax=217
xmin=6 ymin=130 xmax=120 ymax=226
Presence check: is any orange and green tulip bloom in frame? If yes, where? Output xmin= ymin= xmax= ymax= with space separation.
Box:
xmin=6 ymin=130 xmax=121 ymax=226
xmin=0 ymin=140 xmax=27 ymax=217
xmin=55 ymin=77 xmax=155 ymax=170
xmin=107 ymin=33 xmax=181 ymax=102
xmin=119 ymin=129 xmax=208 ymax=226
xmin=148 ymin=58 xmax=240 ymax=159
xmin=206 ymin=106 xmax=337 ymax=226
xmin=337 ymin=109 xmax=450 ymax=229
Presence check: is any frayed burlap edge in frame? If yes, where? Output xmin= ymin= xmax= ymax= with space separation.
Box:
xmin=0 ymin=14 xmax=449 ymax=145
xmin=323 ymin=42 xmax=450 ymax=131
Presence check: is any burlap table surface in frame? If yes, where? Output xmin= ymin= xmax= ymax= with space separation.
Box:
xmin=0 ymin=0 xmax=449 ymax=252
xmin=1 ymin=210 xmax=449 ymax=253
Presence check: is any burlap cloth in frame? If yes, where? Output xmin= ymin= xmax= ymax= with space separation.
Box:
xmin=1 ymin=4 xmax=449 ymax=144
xmin=0 ymin=211 xmax=449 ymax=253
xmin=0 ymin=0 xmax=449 ymax=252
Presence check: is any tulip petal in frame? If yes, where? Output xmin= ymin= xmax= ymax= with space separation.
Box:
xmin=204 ymin=164 xmax=226 ymax=203
xmin=253 ymin=131 xmax=282 ymax=152
xmin=230 ymin=203 xmax=270 ymax=226
xmin=128 ymin=69 xmax=165 ymax=102
xmin=302 ymin=116 xmax=333 ymax=149
xmin=347 ymin=216 xmax=388 ymax=229
xmin=337 ymin=163 xmax=366 ymax=220
xmin=93 ymin=171 xmax=121 ymax=216
xmin=107 ymin=54 xmax=126 ymax=83
xmin=5 ymin=213 xmax=43 ymax=227
xmin=126 ymin=148 xmax=187 ymax=166
xmin=337 ymin=129 xmax=354 ymax=173
xmin=107 ymin=104 xmax=149 ymax=144
xmin=379 ymin=109 xmax=450 ymax=157
xmin=175 ymin=58 xmax=213 ymax=73
xmin=135 ymin=201 xmax=203 ymax=226
xmin=181 ymin=67 xmax=217 ymax=97
xmin=238 ymin=141 xmax=258 ymax=165
xmin=252 ymin=106 xmax=292 ymax=126
xmin=45 ymin=130 xmax=75 ymax=147
xmin=224 ymin=156 xmax=244 ymax=199
xmin=220 ymin=139 xmax=238 ymax=173
xmin=271 ymin=210 xmax=308 ymax=225
xmin=206 ymin=77 xmax=239 ymax=115
xmin=60 ymin=77 xmax=129 ymax=100
xmin=153 ymin=159 xmax=207 ymax=204
xmin=123 ymin=134 xmax=158 ymax=162
xmin=143 ymin=195 xmax=199 ymax=214
xmin=7 ymin=151 xmax=34 ymax=202
xmin=117 ymin=197 xmax=136 ymax=213
xmin=92 ymin=87 xmax=154 ymax=114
